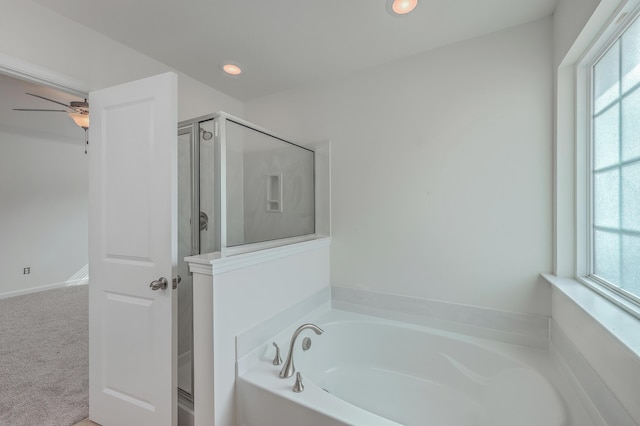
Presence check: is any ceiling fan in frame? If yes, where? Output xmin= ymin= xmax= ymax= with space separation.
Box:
xmin=13 ymin=92 xmax=90 ymax=129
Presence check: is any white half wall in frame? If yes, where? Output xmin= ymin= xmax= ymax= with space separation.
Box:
xmin=187 ymin=238 xmax=331 ymax=426
xmin=0 ymin=131 xmax=88 ymax=297
xmin=246 ymin=18 xmax=554 ymax=316
xmin=212 ymin=241 xmax=330 ymax=426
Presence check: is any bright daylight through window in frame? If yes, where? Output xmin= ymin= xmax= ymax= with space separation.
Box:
xmin=590 ymin=11 xmax=640 ymax=304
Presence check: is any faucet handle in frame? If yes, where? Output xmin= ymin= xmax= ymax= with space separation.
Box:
xmin=293 ymin=372 xmax=304 ymax=393
xmin=272 ymin=342 xmax=282 ymax=365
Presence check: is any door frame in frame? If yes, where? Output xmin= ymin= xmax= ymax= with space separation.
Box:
xmin=0 ymin=52 xmax=90 ymax=98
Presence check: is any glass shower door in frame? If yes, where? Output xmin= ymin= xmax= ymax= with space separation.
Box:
xmin=177 ymin=127 xmax=195 ymax=400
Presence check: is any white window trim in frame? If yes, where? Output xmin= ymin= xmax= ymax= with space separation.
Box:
xmin=542 ymin=273 xmax=640 ymax=358
xmin=550 ymin=0 xmax=640 ymax=365
xmin=573 ymin=0 xmax=640 ymax=321
xmin=576 ymin=276 xmax=640 ymax=319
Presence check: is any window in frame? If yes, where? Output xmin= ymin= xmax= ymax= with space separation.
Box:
xmin=589 ymin=10 xmax=640 ymax=305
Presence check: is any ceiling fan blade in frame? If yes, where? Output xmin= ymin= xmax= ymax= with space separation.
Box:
xmin=25 ymin=92 xmax=73 ymax=109
xmin=13 ymin=108 xmax=69 ymax=112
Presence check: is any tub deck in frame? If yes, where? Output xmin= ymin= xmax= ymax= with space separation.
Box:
xmin=238 ymin=309 xmax=597 ymax=426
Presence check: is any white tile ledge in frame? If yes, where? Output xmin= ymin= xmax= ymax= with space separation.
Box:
xmin=542 ymin=273 xmax=640 ymax=359
xmin=186 ymin=236 xmax=331 ymax=276
xmin=332 ymin=286 xmax=549 ymax=346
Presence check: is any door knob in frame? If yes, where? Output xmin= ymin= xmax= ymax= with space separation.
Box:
xmin=149 ymin=277 xmax=168 ymax=291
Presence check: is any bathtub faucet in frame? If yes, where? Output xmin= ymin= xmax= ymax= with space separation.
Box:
xmin=279 ymin=323 xmax=324 ymax=379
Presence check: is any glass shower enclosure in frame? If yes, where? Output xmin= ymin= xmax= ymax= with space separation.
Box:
xmin=176 ymin=112 xmax=316 ymax=402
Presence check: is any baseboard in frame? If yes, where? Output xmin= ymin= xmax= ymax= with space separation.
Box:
xmin=0 ymin=281 xmax=86 ymax=300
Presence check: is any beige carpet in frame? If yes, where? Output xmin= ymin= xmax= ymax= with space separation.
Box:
xmin=0 ymin=285 xmax=89 ymax=426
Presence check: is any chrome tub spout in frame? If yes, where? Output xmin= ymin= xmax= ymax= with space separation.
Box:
xmin=279 ymin=323 xmax=324 ymax=379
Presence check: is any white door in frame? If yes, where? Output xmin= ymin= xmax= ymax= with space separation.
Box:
xmin=88 ymin=72 xmax=178 ymax=426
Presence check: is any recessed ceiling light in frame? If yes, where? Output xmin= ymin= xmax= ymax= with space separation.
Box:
xmin=223 ymin=64 xmax=242 ymax=75
xmin=388 ymin=0 xmax=418 ymax=15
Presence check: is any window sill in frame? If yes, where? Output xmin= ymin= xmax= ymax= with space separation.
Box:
xmin=541 ymin=273 xmax=640 ymax=359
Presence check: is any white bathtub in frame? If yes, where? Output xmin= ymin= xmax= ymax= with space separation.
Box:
xmin=237 ymin=310 xmax=593 ymax=426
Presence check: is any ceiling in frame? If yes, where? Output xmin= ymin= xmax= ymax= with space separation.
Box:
xmin=31 ymin=0 xmax=559 ymax=102
xmin=0 ymin=72 xmax=87 ymax=144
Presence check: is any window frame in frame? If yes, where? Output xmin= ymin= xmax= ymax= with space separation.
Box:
xmin=576 ymin=1 xmax=640 ymax=319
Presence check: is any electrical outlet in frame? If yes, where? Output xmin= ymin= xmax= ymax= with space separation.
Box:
xmin=23 ymin=267 xmax=30 ymax=275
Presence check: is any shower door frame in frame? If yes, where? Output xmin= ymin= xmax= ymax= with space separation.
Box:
xmin=176 ymin=121 xmax=201 ymax=403
xmin=182 ymin=111 xmax=319 ymax=258
xmin=212 ymin=111 xmax=317 ymax=256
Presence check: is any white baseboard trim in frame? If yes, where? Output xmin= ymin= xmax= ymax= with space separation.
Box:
xmin=0 ymin=281 xmax=87 ymax=300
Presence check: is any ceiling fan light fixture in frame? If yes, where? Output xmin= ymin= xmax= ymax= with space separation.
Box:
xmin=388 ymin=0 xmax=418 ymax=15
xmin=68 ymin=112 xmax=90 ymax=129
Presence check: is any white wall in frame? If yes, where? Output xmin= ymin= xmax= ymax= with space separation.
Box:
xmin=551 ymin=0 xmax=640 ymax=423
xmin=246 ymin=18 xmax=554 ymax=316
xmin=0 ymin=0 xmax=244 ymax=297
xmin=0 ymin=131 xmax=88 ymax=296
xmin=553 ymin=0 xmax=601 ymax=67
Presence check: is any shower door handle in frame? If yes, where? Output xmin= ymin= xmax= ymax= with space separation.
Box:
xmin=199 ymin=212 xmax=208 ymax=231
xmin=149 ymin=277 xmax=168 ymax=291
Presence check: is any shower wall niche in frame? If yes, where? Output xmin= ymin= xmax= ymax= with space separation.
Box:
xmin=176 ymin=112 xmax=318 ymax=402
